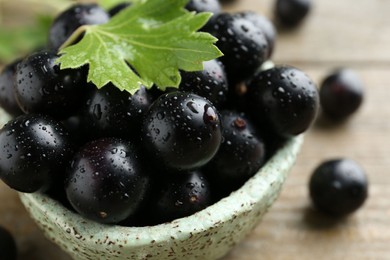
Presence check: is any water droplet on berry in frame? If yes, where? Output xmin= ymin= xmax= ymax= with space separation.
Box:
xmin=5 ymin=130 xmax=14 ymax=136
xmin=186 ymin=183 xmax=195 ymax=189
xmin=203 ymin=104 xmax=218 ymax=125
xmin=93 ymin=104 xmax=102 ymax=120
xmin=186 ymin=101 xmax=199 ymax=114
xmin=241 ymin=25 xmax=249 ymax=32
xmin=156 ymin=111 xmax=165 ymax=120
xmin=119 ymin=149 xmax=127 ymax=158
xmin=175 ymin=200 xmax=183 ymax=207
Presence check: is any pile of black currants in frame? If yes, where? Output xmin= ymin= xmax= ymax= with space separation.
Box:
xmin=0 ymin=1 xmax=319 ymax=225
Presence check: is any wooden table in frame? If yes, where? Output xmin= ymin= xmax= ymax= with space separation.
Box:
xmin=1 ymin=0 xmax=390 ymax=259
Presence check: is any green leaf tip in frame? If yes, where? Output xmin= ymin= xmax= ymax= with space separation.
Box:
xmin=57 ymin=0 xmax=222 ymax=95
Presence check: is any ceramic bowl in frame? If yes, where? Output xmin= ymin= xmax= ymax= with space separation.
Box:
xmin=18 ymin=134 xmax=303 ymax=260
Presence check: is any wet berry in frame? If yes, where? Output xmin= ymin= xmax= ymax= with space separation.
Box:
xmin=142 ymin=91 xmax=222 ymax=171
xmin=14 ymin=50 xmax=89 ymax=119
xmin=0 ymin=59 xmax=23 ymax=117
xmin=65 ymin=138 xmax=151 ymax=224
xmin=179 ymin=59 xmax=228 ymax=108
xmin=205 ymin=110 xmax=266 ymax=196
xmin=149 ymin=170 xmax=211 ymax=224
xmin=246 ymin=65 xmax=319 ymax=137
xmin=320 ymin=68 xmax=364 ymax=121
xmin=204 ymin=12 xmax=269 ymax=84
xmin=0 ymin=114 xmax=74 ymax=193
xmin=275 ymin=0 xmax=311 ymax=27
xmin=309 ymin=159 xmax=368 ymax=216
xmin=78 ymin=84 xmax=153 ymax=141
xmin=48 ymin=4 xmax=109 ymax=50
xmin=237 ymin=11 xmax=276 ymax=58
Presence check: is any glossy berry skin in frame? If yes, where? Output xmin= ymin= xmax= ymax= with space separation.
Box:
xmin=237 ymin=11 xmax=276 ymax=58
xmin=309 ymin=159 xmax=368 ymax=216
xmin=205 ymin=110 xmax=266 ymax=195
xmin=0 ymin=226 xmax=17 ymax=260
xmin=14 ymin=50 xmax=88 ymax=119
xmin=179 ymin=59 xmax=228 ymax=108
xmin=108 ymin=2 xmax=132 ymax=17
xmin=275 ymin=0 xmax=311 ymax=27
xmin=79 ymin=84 xmax=153 ymax=141
xmin=320 ymin=69 xmax=364 ymax=121
xmin=246 ymin=66 xmax=319 ymax=137
xmin=142 ymin=91 xmax=222 ymax=171
xmin=65 ymin=138 xmax=151 ymax=224
xmin=48 ymin=4 xmax=109 ymax=50
xmin=0 ymin=59 xmax=23 ymax=117
xmin=0 ymin=114 xmax=74 ymax=193
xmin=150 ymin=170 xmax=211 ymax=224
xmin=186 ymin=0 xmax=221 ymax=14
xmin=204 ymin=13 xmax=269 ymax=84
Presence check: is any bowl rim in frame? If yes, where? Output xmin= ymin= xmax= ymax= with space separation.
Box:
xmin=19 ymin=134 xmax=303 ymax=247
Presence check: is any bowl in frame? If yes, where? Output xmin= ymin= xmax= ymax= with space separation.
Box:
xmin=18 ymin=134 xmax=303 ymax=260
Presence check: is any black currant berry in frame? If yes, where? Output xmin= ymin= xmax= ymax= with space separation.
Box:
xmin=205 ymin=110 xmax=266 ymax=196
xmin=142 ymin=91 xmax=222 ymax=171
xmin=186 ymin=0 xmax=221 ymax=14
xmin=108 ymin=2 xmax=132 ymax=17
xmin=275 ymin=0 xmax=311 ymax=27
xmin=78 ymin=83 xmax=153 ymax=141
xmin=204 ymin=12 xmax=269 ymax=84
xmin=309 ymin=159 xmax=368 ymax=216
xmin=0 ymin=114 xmax=74 ymax=193
xmin=237 ymin=12 xmax=276 ymax=59
xmin=0 ymin=59 xmax=23 ymax=117
xmin=320 ymin=69 xmax=364 ymax=121
xmin=14 ymin=50 xmax=89 ymax=119
xmin=149 ymin=170 xmax=211 ymax=224
xmin=65 ymin=138 xmax=151 ymax=224
xmin=246 ymin=65 xmax=319 ymax=137
xmin=48 ymin=4 xmax=109 ymax=50
xmin=179 ymin=59 xmax=228 ymax=108
xmin=0 ymin=226 xmax=17 ymax=260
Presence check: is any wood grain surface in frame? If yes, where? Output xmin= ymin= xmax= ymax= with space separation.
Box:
xmin=1 ymin=0 xmax=390 ymax=259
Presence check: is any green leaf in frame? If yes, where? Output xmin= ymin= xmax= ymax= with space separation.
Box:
xmin=58 ymin=0 xmax=222 ymax=94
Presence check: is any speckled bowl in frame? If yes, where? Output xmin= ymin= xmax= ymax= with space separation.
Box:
xmin=18 ymin=135 xmax=303 ymax=260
